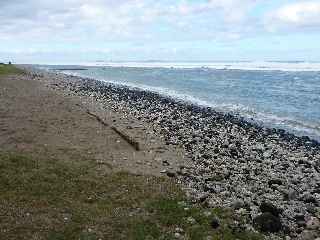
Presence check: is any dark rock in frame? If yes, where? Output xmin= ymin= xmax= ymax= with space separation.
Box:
xmin=298 ymin=159 xmax=312 ymax=167
xmin=202 ymin=153 xmax=211 ymax=160
xmin=260 ymin=201 xmax=282 ymax=216
xmin=210 ymin=217 xmax=220 ymax=229
xmin=198 ymin=194 xmax=209 ymax=203
xmin=162 ymin=160 xmax=170 ymax=166
xmin=166 ymin=171 xmax=176 ymax=178
xmin=253 ymin=212 xmax=282 ymax=233
xmin=294 ymin=214 xmax=305 ymax=221
xmin=296 ymin=220 xmax=306 ymax=228
xmin=268 ymin=179 xmax=283 ymax=186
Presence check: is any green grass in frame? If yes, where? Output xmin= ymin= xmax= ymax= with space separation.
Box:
xmin=0 ymin=64 xmax=23 ymax=75
xmin=0 ymin=152 xmax=264 ymax=240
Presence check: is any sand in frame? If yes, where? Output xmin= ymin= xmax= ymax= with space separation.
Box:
xmin=0 ymin=72 xmax=190 ymax=177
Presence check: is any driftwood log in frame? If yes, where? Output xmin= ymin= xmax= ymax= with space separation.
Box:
xmin=86 ymin=110 xmax=140 ymax=151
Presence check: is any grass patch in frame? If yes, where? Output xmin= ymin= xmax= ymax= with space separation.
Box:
xmin=0 ymin=152 xmax=264 ymax=240
xmin=0 ymin=64 xmax=24 ymax=75
xmin=147 ymin=199 xmax=263 ymax=240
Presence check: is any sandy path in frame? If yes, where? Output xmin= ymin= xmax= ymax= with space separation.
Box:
xmin=0 ymin=73 xmax=188 ymax=176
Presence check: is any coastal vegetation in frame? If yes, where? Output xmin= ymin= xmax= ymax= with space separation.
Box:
xmin=0 ymin=64 xmax=23 ymax=75
xmin=0 ymin=151 xmax=263 ymax=240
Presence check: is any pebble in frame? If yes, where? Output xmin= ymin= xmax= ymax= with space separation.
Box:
xmin=174 ymin=232 xmax=181 ymax=238
xmin=203 ymin=211 xmax=212 ymax=217
xmin=187 ymin=217 xmax=196 ymax=224
xmin=175 ymin=227 xmax=184 ymax=233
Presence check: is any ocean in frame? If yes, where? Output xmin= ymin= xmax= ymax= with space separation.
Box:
xmin=37 ymin=61 xmax=320 ymax=141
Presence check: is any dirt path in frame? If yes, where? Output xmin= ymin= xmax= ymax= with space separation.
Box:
xmin=0 ymin=73 xmax=188 ymax=176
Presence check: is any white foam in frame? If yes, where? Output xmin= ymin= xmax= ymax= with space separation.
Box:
xmin=59 ymin=70 xmax=320 ymax=140
xmin=77 ymin=61 xmax=320 ymax=72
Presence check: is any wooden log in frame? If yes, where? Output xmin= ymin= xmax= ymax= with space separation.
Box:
xmin=86 ymin=110 xmax=140 ymax=151
xmin=111 ymin=126 xmax=140 ymax=151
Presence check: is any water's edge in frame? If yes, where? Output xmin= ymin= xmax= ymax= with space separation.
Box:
xmin=36 ymin=65 xmax=320 ymax=146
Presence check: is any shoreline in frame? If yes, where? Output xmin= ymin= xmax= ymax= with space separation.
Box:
xmin=36 ymin=65 xmax=320 ymax=142
xmin=38 ymin=66 xmax=320 ymax=147
xmin=3 ymin=67 xmax=242 ymax=240
xmin=23 ymin=66 xmax=320 ymax=238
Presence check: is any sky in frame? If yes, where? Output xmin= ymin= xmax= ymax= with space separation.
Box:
xmin=1 ymin=0 xmax=320 ymax=63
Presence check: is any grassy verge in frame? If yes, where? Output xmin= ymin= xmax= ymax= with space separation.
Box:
xmin=0 ymin=64 xmax=24 ymax=75
xmin=0 ymin=152 xmax=264 ymax=240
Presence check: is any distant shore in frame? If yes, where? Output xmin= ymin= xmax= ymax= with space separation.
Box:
xmin=21 ymin=66 xmax=320 ymax=239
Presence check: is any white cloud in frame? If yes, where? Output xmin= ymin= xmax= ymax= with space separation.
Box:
xmin=207 ymin=0 xmax=259 ymax=23
xmin=0 ymin=0 xmax=262 ymax=43
xmin=0 ymin=0 xmax=145 ymax=42
xmin=266 ymin=1 xmax=320 ymax=31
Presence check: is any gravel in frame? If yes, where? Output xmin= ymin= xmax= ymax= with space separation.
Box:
xmin=25 ymin=68 xmax=320 ymax=239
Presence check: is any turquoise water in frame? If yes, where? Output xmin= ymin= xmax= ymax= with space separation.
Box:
xmin=41 ymin=65 xmax=320 ymax=140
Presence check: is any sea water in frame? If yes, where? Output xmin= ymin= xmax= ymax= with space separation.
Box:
xmin=38 ymin=61 xmax=320 ymax=141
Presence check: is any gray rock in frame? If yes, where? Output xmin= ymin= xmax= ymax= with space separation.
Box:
xmin=306 ymin=217 xmax=320 ymax=230
xmin=232 ymin=199 xmax=245 ymax=210
xmin=287 ymin=189 xmax=298 ymax=200
xmin=298 ymin=230 xmax=319 ymax=240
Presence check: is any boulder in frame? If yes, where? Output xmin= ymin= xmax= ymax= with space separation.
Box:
xmin=253 ymin=212 xmax=282 ymax=233
xmin=260 ymin=201 xmax=282 ymax=216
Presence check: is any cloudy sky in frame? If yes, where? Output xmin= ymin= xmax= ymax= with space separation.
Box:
xmin=1 ymin=0 xmax=320 ymax=63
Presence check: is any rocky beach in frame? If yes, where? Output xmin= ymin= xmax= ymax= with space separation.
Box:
xmin=21 ymin=66 xmax=320 ymax=240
